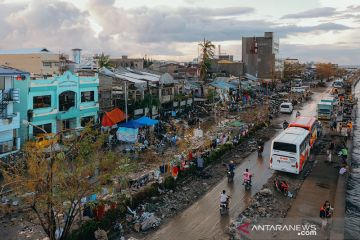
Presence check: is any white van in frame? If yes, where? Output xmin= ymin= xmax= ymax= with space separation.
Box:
xmin=280 ymin=102 xmax=293 ymax=113
xmin=270 ymin=127 xmax=310 ymax=174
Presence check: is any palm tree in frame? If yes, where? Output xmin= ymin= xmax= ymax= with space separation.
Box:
xmin=198 ymin=38 xmax=215 ymax=82
xmin=97 ymin=52 xmax=112 ymax=68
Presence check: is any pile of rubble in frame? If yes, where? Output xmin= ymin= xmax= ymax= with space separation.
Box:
xmin=227 ymin=174 xmax=305 ymax=240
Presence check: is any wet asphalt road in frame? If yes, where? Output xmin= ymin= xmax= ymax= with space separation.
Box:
xmin=144 ymin=88 xmax=331 ymax=240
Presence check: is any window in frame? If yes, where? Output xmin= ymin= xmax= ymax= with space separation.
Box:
xmin=33 ymin=95 xmax=51 ymax=109
xmin=81 ymin=116 xmax=94 ymax=127
xmin=273 ymin=142 xmax=297 ymax=153
xmin=33 ymin=123 xmax=52 ymax=137
xmin=43 ymin=61 xmax=52 ymax=67
xmin=81 ymin=91 xmax=95 ymax=102
xmin=59 ymin=91 xmax=75 ymax=111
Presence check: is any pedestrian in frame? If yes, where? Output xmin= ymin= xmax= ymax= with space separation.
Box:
xmin=327 ymin=149 xmax=332 ymax=163
xmin=339 ymin=146 xmax=348 ymax=165
xmin=332 ymin=121 xmax=337 ymax=133
xmin=329 ymin=141 xmax=335 ymax=154
xmin=320 ymin=200 xmax=334 ymax=230
xmin=339 ymin=164 xmax=348 ymax=175
xmin=338 ymin=123 xmax=342 ymax=134
xmin=317 ymin=120 xmax=322 ymax=137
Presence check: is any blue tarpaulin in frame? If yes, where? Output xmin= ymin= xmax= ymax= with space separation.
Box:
xmin=209 ymin=81 xmax=237 ymax=90
xmin=116 ymin=127 xmax=139 ymax=143
xmin=118 ymin=120 xmax=143 ymax=128
xmin=134 ymin=116 xmax=159 ymax=126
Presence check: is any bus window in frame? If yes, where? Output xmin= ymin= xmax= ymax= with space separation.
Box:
xmin=273 ymin=142 xmax=297 ymax=153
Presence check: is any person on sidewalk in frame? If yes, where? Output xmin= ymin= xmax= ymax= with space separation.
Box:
xmin=339 ymin=146 xmax=348 ymax=165
xmin=320 ymin=200 xmax=334 ymax=230
xmin=339 ymin=164 xmax=348 ymax=175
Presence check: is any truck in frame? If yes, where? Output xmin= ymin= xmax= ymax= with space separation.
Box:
xmin=317 ymin=101 xmax=334 ymax=120
xmin=320 ymin=97 xmax=337 ymax=105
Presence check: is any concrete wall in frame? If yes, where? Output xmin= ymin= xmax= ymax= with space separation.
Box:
xmin=210 ymin=60 xmax=244 ymax=76
xmin=242 ymin=32 xmax=277 ymax=78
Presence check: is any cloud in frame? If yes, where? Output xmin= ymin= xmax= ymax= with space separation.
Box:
xmin=0 ymin=0 xmax=100 ymax=52
xmin=346 ymin=5 xmax=360 ymax=12
xmin=0 ymin=0 xmax=357 ymax=64
xmin=281 ymin=43 xmax=360 ymax=65
xmin=281 ymin=7 xmax=336 ymax=19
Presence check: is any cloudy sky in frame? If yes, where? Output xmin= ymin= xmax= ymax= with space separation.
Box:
xmin=0 ymin=0 xmax=360 ymax=64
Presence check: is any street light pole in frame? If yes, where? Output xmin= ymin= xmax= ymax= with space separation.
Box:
xmin=22 ymin=120 xmax=47 ymax=135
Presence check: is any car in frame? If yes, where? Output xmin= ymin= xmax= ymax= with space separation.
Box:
xmin=280 ymin=102 xmax=293 ymax=113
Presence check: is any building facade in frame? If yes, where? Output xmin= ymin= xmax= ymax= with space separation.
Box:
xmin=242 ymin=32 xmax=279 ymax=79
xmin=0 ymin=48 xmax=60 ymax=77
xmin=109 ymin=56 xmax=144 ymax=70
xmin=14 ymin=71 xmax=99 ymax=142
xmin=0 ymin=66 xmax=28 ymax=158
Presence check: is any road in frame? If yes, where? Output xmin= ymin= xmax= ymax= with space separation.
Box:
xmin=144 ymin=87 xmax=331 ymax=240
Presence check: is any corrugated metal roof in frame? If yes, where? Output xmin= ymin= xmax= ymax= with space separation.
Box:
xmin=159 ymin=73 xmax=178 ymax=85
xmin=0 ymin=65 xmax=29 ymax=75
xmin=0 ymin=48 xmax=53 ymax=55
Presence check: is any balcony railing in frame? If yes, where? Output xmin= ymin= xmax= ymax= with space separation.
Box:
xmin=0 ymin=88 xmax=20 ymax=102
xmin=0 ymin=138 xmax=18 ymax=154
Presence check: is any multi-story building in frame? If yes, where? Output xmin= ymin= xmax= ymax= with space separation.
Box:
xmin=109 ymin=55 xmax=144 ymax=70
xmin=14 ymin=70 xmax=99 ymax=142
xmin=0 ymin=66 xmax=28 ymax=158
xmin=0 ymin=48 xmax=60 ymax=77
xmin=242 ymin=32 xmax=280 ymax=79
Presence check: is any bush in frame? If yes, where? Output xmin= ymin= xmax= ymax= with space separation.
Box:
xmin=67 ymin=220 xmax=100 ymax=240
xmin=99 ymin=208 xmax=122 ymax=230
xmin=164 ymin=176 xmax=176 ymax=190
xmin=130 ymin=183 xmax=160 ymax=207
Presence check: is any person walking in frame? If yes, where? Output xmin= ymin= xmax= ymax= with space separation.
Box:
xmin=320 ymin=200 xmax=334 ymax=230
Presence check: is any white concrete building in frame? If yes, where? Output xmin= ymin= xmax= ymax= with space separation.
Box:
xmin=0 ymin=66 xmax=28 ymax=158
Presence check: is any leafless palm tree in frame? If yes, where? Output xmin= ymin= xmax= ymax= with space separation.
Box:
xmin=198 ymin=38 xmax=215 ymax=82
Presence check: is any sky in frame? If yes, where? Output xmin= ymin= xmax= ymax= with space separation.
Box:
xmin=1 ymin=0 xmax=360 ymax=64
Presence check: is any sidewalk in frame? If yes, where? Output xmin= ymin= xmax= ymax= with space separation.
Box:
xmin=280 ymin=132 xmax=346 ymax=240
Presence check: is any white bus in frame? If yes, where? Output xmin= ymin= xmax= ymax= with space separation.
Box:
xmin=270 ymin=127 xmax=310 ymax=174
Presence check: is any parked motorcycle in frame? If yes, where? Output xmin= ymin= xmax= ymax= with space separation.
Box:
xmin=274 ymin=177 xmax=289 ymax=196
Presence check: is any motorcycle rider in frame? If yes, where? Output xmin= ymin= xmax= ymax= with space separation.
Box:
xmin=228 ymin=161 xmax=235 ymax=174
xmin=283 ymin=120 xmax=289 ymax=129
xmin=242 ymin=169 xmax=252 ymax=185
xmin=258 ymin=139 xmax=264 ymax=153
xmin=220 ymin=190 xmax=230 ymax=208
xmin=296 ymin=111 xmax=301 ymax=117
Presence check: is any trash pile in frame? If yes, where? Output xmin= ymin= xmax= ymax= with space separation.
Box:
xmin=227 ymin=173 xmax=305 ymax=240
xmin=126 ymin=206 xmax=161 ymax=232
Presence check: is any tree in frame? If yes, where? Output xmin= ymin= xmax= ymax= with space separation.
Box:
xmin=0 ymin=125 xmax=120 ymax=240
xmin=283 ymin=62 xmax=305 ymax=81
xmin=199 ymin=39 xmax=215 ymax=82
xmin=97 ymin=53 xmax=112 ymax=68
xmin=315 ymin=63 xmax=335 ymax=82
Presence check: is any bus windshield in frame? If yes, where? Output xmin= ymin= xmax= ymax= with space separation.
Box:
xmin=273 ymin=142 xmax=297 ymax=153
